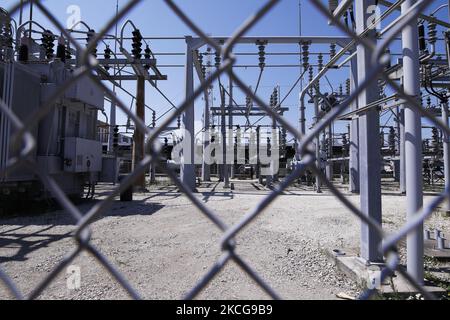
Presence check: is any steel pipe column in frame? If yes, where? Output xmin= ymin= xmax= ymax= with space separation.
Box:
xmin=314 ymin=93 xmax=322 ymax=193
xmin=349 ymin=55 xmax=360 ymax=193
xmin=356 ymin=0 xmax=383 ymax=263
xmin=108 ymin=92 xmax=117 ymax=154
xmin=402 ymin=0 xmax=424 ymax=284
xmin=399 ymin=106 xmax=406 ymax=194
xmin=181 ymin=36 xmax=197 ymax=192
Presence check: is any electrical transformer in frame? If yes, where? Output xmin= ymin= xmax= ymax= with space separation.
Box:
xmin=0 ymin=57 xmax=104 ymax=201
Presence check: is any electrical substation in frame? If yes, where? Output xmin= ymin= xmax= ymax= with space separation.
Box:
xmin=0 ymin=0 xmax=450 ymax=301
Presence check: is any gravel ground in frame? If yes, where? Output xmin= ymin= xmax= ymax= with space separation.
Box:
xmin=0 ymin=179 xmax=448 ymax=300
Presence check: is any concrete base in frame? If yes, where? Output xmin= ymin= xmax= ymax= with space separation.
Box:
xmin=326 ymin=249 xmax=446 ymax=299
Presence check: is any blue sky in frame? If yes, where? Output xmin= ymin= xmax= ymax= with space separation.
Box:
xmin=4 ymin=0 xmax=450 ymax=141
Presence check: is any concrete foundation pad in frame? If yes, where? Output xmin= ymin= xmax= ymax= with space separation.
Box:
xmin=326 ymin=249 xmax=446 ymax=299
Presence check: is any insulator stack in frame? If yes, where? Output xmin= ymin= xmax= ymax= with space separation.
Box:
xmin=346 ymin=79 xmax=351 ymax=95
xmin=104 ymin=45 xmax=112 ymax=71
xmin=428 ymin=19 xmax=437 ymax=45
xmin=431 ymin=127 xmax=440 ymax=153
xmin=144 ymin=45 xmax=152 ymax=70
xmin=322 ymin=132 xmax=328 ymax=155
xmin=272 ymin=88 xmax=278 ymax=107
xmin=198 ymin=51 xmax=206 ymax=79
xmin=342 ymin=134 xmax=349 ymax=156
xmin=257 ymin=41 xmax=266 ymax=70
xmin=132 ymin=29 xmax=143 ymax=59
xmin=41 ymin=30 xmax=55 ymax=60
xmin=309 ymin=65 xmax=314 ymax=95
xmin=113 ymin=126 xmax=119 ymax=150
xmin=388 ymin=127 xmax=396 ymax=154
xmin=318 ymin=53 xmax=323 ymax=71
xmin=177 ymin=116 xmax=181 ymax=129
xmin=197 ymin=51 xmax=205 ymax=79
xmin=330 ymin=43 xmax=336 ymax=59
xmin=339 ymin=84 xmax=343 ymax=97
xmin=215 ymin=51 xmax=221 ymax=69
xmin=152 ymin=111 xmax=156 ymax=128
xmin=86 ymin=29 xmax=97 ymax=58
xmin=301 ymin=42 xmax=310 ymax=71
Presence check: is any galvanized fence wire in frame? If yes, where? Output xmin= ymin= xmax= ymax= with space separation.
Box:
xmin=0 ymin=0 xmax=448 ymax=300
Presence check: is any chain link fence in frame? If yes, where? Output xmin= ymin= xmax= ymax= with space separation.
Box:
xmin=0 ymin=0 xmax=449 ymax=300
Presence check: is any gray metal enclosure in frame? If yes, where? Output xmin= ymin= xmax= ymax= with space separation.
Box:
xmin=0 ymin=60 xmax=104 ymax=201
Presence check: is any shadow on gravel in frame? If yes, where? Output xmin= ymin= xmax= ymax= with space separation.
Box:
xmin=0 ymin=199 xmax=166 ymax=226
xmin=0 ymin=225 xmax=73 ymax=263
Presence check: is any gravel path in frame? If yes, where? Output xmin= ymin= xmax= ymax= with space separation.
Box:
xmin=0 ymin=180 xmax=448 ymax=300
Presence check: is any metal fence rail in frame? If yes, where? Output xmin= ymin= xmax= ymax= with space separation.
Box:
xmin=0 ymin=0 xmax=449 ymax=300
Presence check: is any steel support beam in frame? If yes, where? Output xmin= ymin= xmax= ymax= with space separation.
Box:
xmin=201 ymin=93 xmax=211 ymax=182
xmin=326 ymin=125 xmax=333 ymax=181
xmin=356 ymin=0 xmax=383 ymax=263
xmin=314 ymin=93 xmax=322 ymax=194
xmin=399 ymin=106 xmax=406 ymax=193
xmin=108 ymin=91 xmax=117 ymax=154
xmin=221 ymin=83 xmax=230 ymax=189
xmin=442 ymin=101 xmax=450 ymax=213
xmin=402 ymin=0 xmax=424 ymax=284
xmin=181 ymin=36 xmax=197 ymax=192
xmin=229 ymin=78 xmax=235 ymax=180
xmin=349 ymin=55 xmax=360 ymax=193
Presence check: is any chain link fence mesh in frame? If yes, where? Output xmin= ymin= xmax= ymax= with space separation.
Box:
xmin=0 ymin=0 xmax=448 ymax=300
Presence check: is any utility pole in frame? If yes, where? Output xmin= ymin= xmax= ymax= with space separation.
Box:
xmin=133 ymin=76 xmax=146 ymax=191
